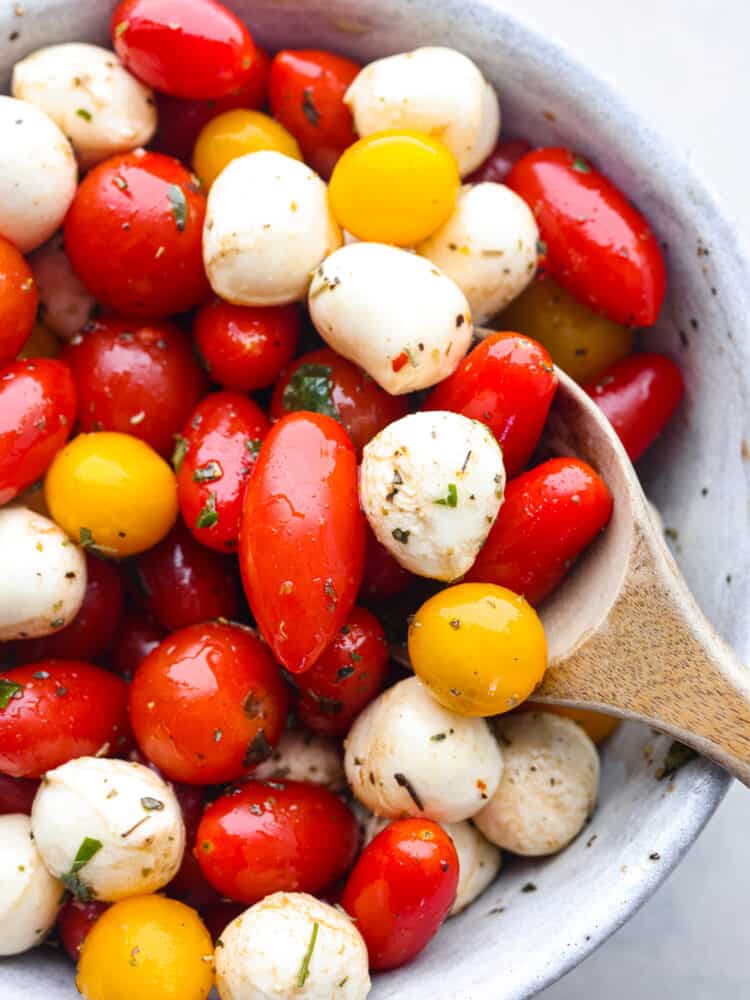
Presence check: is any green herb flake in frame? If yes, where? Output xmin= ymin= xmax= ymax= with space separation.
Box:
xmin=214 ymin=729 xmax=223 ymax=743
xmin=79 ymin=526 xmax=95 ymax=549
xmin=196 ymin=493 xmax=218 ymax=530
xmin=392 ymin=527 xmax=410 ymax=544
xmin=297 ymin=921 xmax=319 ymax=988
xmin=76 ymin=107 xmax=92 ymax=121
xmin=167 ymin=184 xmax=187 ymax=232
xmin=336 ymin=666 xmax=355 ymax=682
xmin=338 ymin=977 xmax=349 ymax=989
xmin=113 ymin=175 xmax=128 ymax=191
xmin=0 ymin=679 xmax=23 ymax=710
xmin=114 ymin=20 xmax=129 ymax=37
xmin=60 ymin=837 xmax=103 ymax=901
xmin=657 ymin=741 xmax=697 ymax=780
xmin=140 ymin=797 xmax=164 ymax=812
xmin=50 ymin=618 xmax=65 ymax=629
xmin=435 ymin=483 xmax=458 ymax=508
xmin=246 ymin=438 xmax=262 ymax=458
xmin=281 ymin=363 xmax=340 ymax=422
xmin=172 ymin=434 xmax=188 ymax=472
xmin=32 ymin=671 xmax=50 ymax=680
xmin=572 ymin=154 xmax=591 ymax=173
xmin=301 ymin=87 xmax=321 ymax=127
xmin=430 ymin=732 xmax=447 ymax=742
xmin=536 ymin=238 xmax=548 ymax=256
xmin=193 ymin=460 xmax=222 ymax=484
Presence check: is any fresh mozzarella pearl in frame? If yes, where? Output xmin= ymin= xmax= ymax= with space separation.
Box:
xmin=253 ymin=729 xmax=346 ymax=791
xmin=474 ymin=712 xmax=600 ymax=856
xmin=203 ymin=151 xmax=342 ymax=306
xmin=417 ymin=183 xmax=539 ymax=324
xmin=31 ymin=757 xmax=185 ymax=902
xmin=29 ymin=233 xmax=96 ymax=339
xmin=0 ymin=507 xmax=86 ymax=642
xmin=344 ymin=47 xmax=501 ymax=176
xmin=0 ymin=96 xmax=77 ymax=253
xmin=344 ymin=676 xmax=503 ymax=823
xmin=309 ymin=243 xmax=472 ymax=395
xmin=360 ymin=411 xmax=504 ymax=580
xmin=12 ymin=43 xmax=156 ymax=170
xmin=0 ymin=814 xmax=62 ymax=956
xmin=215 ymin=892 xmax=370 ymax=1000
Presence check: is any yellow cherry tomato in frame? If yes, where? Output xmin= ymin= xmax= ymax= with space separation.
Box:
xmin=17 ymin=320 xmax=60 ymax=360
xmin=500 ymin=276 xmax=633 ymax=383
xmin=329 ymin=129 xmax=460 ymax=246
xmin=77 ymin=895 xmax=213 ymax=1000
xmin=45 ymin=431 xmax=177 ymax=558
xmin=408 ymin=582 xmax=547 ymax=717
xmin=522 ymin=703 xmax=620 ymax=744
xmin=193 ymin=108 xmax=302 ymax=188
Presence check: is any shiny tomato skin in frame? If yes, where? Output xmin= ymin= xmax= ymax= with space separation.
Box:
xmin=0 ymin=662 xmax=129 ymax=778
xmin=168 ymin=783 xmax=221 ymax=908
xmin=424 ymin=331 xmax=557 ymax=477
xmin=584 ymin=352 xmax=684 ymax=461
xmin=63 ymin=315 xmax=207 ymax=457
xmin=465 ymin=137 xmax=532 ymax=185
xmin=360 ymin=527 xmax=415 ymax=603
xmin=196 ymin=780 xmax=359 ymax=904
xmin=268 ymin=50 xmax=360 ymax=179
xmin=239 ymin=412 xmax=366 ymax=674
xmin=112 ymin=0 xmax=257 ymax=100
xmin=270 ymin=348 xmax=408 ymax=458
xmin=295 ymin=607 xmax=389 ymax=736
xmin=64 ymin=151 xmax=210 ymax=318
xmin=0 ymin=772 xmax=39 ymax=815
xmin=0 ymin=359 xmax=77 ymax=505
xmin=176 ymin=391 xmax=270 ymax=552
xmin=129 ymin=621 xmax=288 ymax=785
xmin=133 ymin=521 xmax=241 ymax=630
xmin=0 ymin=235 xmax=37 ymax=364
xmin=466 ymin=457 xmax=613 ymax=605
xmin=341 ymin=818 xmax=459 ymax=971
xmin=507 ymin=147 xmax=666 ymax=326
xmin=58 ymin=899 xmax=109 ymax=962
xmin=111 ymin=612 xmax=165 ymax=679
xmin=193 ymin=299 xmax=300 ymax=393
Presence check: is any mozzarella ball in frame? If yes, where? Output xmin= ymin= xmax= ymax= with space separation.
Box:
xmin=360 ymin=411 xmax=504 ymax=580
xmin=0 ymin=814 xmax=62 ymax=956
xmin=253 ymin=729 xmax=346 ymax=791
xmin=29 ymin=233 xmax=96 ymax=339
xmin=0 ymin=507 xmax=86 ymax=641
xmin=344 ymin=47 xmax=500 ymax=176
xmin=474 ymin=712 xmax=600 ymax=856
xmin=216 ymin=892 xmax=370 ymax=1000
xmin=12 ymin=43 xmax=156 ymax=170
xmin=0 ymin=96 xmax=77 ymax=253
xmin=309 ymin=243 xmax=472 ymax=394
xmin=417 ymin=183 xmax=539 ymax=324
xmin=345 ymin=676 xmax=503 ymax=823
xmin=204 ymin=151 xmax=342 ymax=306
xmin=31 ymin=757 xmax=185 ymax=901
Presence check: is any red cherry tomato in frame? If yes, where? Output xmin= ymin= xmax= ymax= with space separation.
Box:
xmin=193 ymin=299 xmax=300 ymax=393
xmin=196 ymin=780 xmax=358 ymax=904
xmin=58 ymin=899 xmax=109 ymax=962
xmin=0 ymin=662 xmax=129 ymax=778
xmin=424 ymin=332 xmax=557 ymax=477
xmin=295 ymin=607 xmax=388 ymax=736
xmin=62 ymin=315 xmax=207 ymax=457
xmin=268 ymin=50 xmax=360 ymax=178
xmin=168 ymin=783 xmax=220 ymax=908
xmin=585 ymin=352 xmax=684 ymax=462
xmin=0 ymin=235 xmax=37 ymax=364
xmin=506 ymin=147 xmax=666 ymax=326
xmin=465 ymin=137 xmax=532 ymax=185
xmin=199 ymin=900 xmax=245 ymax=943
xmin=175 ymin=391 xmax=270 ymax=552
xmin=239 ymin=412 xmax=365 ymax=674
xmin=133 ymin=521 xmax=241 ymax=630
xmin=112 ymin=0 xmax=257 ymax=100
xmin=0 ymin=772 xmax=39 ymax=815
xmin=64 ymin=150 xmax=210 ymax=318
xmin=466 ymin=457 xmax=613 ymax=605
xmin=0 ymin=359 xmax=77 ymax=505
xmin=341 ymin=818 xmax=459 ymax=971
xmin=129 ymin=621 xmax=288 ymax=784
xmin=360 ymin=527 xmax=415 ymax=603
xmin=269 ymin=348 xmax=408 ymax=458
xmin=111 ymin=612 xmax=165 ymax=680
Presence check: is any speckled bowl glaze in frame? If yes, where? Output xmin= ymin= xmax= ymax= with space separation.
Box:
xmin=2 ymin=1 xmax=750 ymax=997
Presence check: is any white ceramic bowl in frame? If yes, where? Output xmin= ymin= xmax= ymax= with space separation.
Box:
xmin=1 ymin=2 xmax=749 ymax=998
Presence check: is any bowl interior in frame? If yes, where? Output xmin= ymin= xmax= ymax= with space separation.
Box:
xmin=2 ymin=2 xmax=750 ymax=998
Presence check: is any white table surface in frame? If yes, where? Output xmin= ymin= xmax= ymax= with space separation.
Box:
xmin=488 ymin=1 xmax=750 ymax=996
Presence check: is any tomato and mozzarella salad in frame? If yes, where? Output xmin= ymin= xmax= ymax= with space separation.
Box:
xmin=0 ymin=1 xmax=685 ymax=997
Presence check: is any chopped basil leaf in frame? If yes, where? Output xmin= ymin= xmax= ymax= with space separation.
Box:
xmin=393 ymin=772 xmax=424 ymax=810
xmin=297 ymin=921 xmax=319 ymax=988
xmin=172 ymin=434 xmax=188 ymax=472
xmin=302 ymin=87 xmax=321 ymax=127
xmin=76 ymin=108 xmax=92 ymax=121
xmin=196 ymin=493 xmax=218 ymax=529
xmin=140 ymin=797 xmax=164 ymax=812
xmin=60 ymin=836 xmax=103 ymax=901
xmin=392 ymin=527 xmax=410 ymax=544
xmin=78 ymin=527 xmax=116 ymax=558
xmin=32 ymin=671 xmax=49 ymax=680
xmin=336 ymin=666 xmax=355 ymax=682
xmin=50 ymin=617 xmax=65 ymax=629
xmin=113 ymin=175 xmax=128 ymax=191
xmin=572 ymin=154 xmax=591 ymax=173
xmin=536 ymin=238 xmax=548 ymax=256
xmin=214 ymin=729 xmax=223 ymax=742
xmin=246 ymin=438 xmax=262 ymax=458
xmin=281 ymin=363 xmax=340 ymax=422
xmin=435 ymin=483 xmax=458 ymax=507
xmin=0 ymin=679 xmax=23 ymax=710
xmin=167 ymin=184 xmax=187 ymax=232
xmin=193 ymin=460 xmax=222 ymax=483
xmin=114 ymin=19 xmax=129 ymax=37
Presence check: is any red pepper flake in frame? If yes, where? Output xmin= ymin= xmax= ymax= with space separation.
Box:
xmin=391 ymin=351 xmax=409 ymax=373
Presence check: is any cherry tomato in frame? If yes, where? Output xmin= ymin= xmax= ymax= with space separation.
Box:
xmin=466 ymin=457 xmax=614 ymax=605
xmin=193 ymin=299 xmax=300 ymax=393
xmin=423 ymin=331 xmax=557 ymax=477
xmin=584 ymin=352 xmax=685 ymax=461
xmin=295 ymin=607 xmax=388 ymax=736
xmin=64 ymin=150 xmax=210 ymax=318
xmin=0 ymin=234 xmax=37 ymax=364
xmin=521 ymin=702 xmax=620 ymax=745
xmin=199 ymin=900 xmax=244 ymax=943
xmin=360 ymin=527 xmax=415 ymax=602
xmin=112 ymin=0 xmax=257 ymax=100
xmin=329 ymin=130 xmax=460 ymax=245
xmin=466 ymin=137 xmax=532 ymax=185
xmin=341 ymin=818 xmax=459 ymax=971
xmin=268 ymin=49 xmax=360 ymax=178
xmin=133 ymin=521 xmax=241 ymax=629
xmin=270 ymin=348 xmax=408 ymax=458
xmin=58 ymin=899 xmax=109 ymax=962
xmin=239 ymin=412 xmax=365 ymax=674
xmin=196 ymin=780 xmax=358 ymax=904
xmin=168 ymin=784 xmax=220 ymax=908
xmin=0 ymin=358 xmax=77 ymax=505
xmin=0 ymin=772 xmax=39 ymax=814
xmin=193 ymin=109 xmax=302 ymax=188
xmin=129 ymin=621 xmax=288 ymax=784
xmin=0 ymin=662 xmax=129 ymax=778
xmin=175 ymin=391 xmax=270 ymax=552
xmin=507 ymin=147 xmax=666 ymax=326
xmin=63 ymin=315 xmax=207 ymax=457
xmin=111 ymin=612 xmax=165 ymax=680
